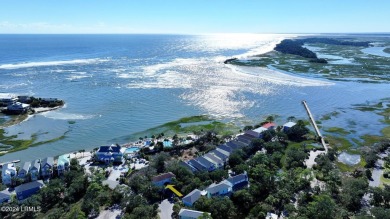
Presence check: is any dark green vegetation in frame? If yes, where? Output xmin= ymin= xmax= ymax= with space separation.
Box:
xmin=384 ymin=48 xmax=390 ymax=54
xmin=227 ymin=36 xmax=390 ymax=82
xmin=128 ymin=115 xmax=240 ymax=142
xmin=0 ymin=129 xmax=67 ymax=155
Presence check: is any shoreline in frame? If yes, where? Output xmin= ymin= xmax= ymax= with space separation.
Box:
xmin=0 ymin=105 xmax=63 ymax=129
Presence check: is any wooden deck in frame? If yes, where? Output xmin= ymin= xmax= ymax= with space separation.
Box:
xmin=302 ymin=100 xmax=328 ymax=153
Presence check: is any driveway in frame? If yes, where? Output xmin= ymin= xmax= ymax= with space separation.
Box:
xmin=158 ymin=199 xmax=173 ymax=219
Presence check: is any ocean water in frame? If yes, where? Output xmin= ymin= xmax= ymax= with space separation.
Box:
xmin=0 ymin=34 xmax=389 ymax=163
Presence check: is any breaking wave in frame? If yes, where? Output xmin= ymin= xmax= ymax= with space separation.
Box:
xmin=0 ymin=58 xmax=109 ymax=69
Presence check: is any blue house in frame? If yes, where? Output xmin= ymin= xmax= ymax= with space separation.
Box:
xmin=17 ymin=161 xmax=31 ymax=182
xmin=30 ymin=159 xmax=40 ymax=181
xmin=206 ymin=180 xmax=233 ymax=197
xmin=57 ymin=154 xmax=70 ymax=175
xmin=179 ymin=209 xmax=210 ymax=219
xmin=182 ymin=189 xmax=202 ymax=207
xmin=95 ymin=144 xmax=123 ymax=163
xmin=0 ymin=190 xmax=11 ymax=204
xmin=179 ymin=161 xmax=197 ymax=173
xmin=41 ymin=157 xmax=54 ymax=179
xmin=188 ymin=159 xmax=207 ymax=172
xmin=15 ymin=180 xmax=45 ymax=201
xmin=226 ymin=171 xmax=249 ymax=191
xmin=197 ymin=157 xmax=216 ymax=172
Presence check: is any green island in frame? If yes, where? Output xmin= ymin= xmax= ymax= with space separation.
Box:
xmin=384 ymin=47 xmax=390 ymax=54
xmin=1 ymin=98 xmax=390 ymax=219
xmin=226 ymin=37 xmax=390 ymax=82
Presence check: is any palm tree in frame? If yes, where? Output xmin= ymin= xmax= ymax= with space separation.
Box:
xmin=266 ymin=115 xmax=274 ymax=123
xmin=287 ymin=116 xmax=296 ymax=122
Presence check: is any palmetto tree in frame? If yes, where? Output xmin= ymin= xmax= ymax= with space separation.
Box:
xmin=287 ymin=116 xmax=296 ymax=122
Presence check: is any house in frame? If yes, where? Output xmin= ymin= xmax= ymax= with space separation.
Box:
xmin=246 ymin=127 xmax=268 ymax=138
xmin=0 ymin=94 xmax=17 ymax=106
xmin=283 ymin=122 xmax=296 ymax=132
xmin=236 ymin=134 xmax=255 ymax=145
xmin=1 ymin=163 xmax=16 ymax=186
xmin=40 ymin=157 xmax=54 ymax=178
xmin=30 ymin=159 xmax=40 ymax=181
xmin=206 ymin=180 xmax=232 ymax=197
xmin=188 ymin=159 xmax=207 ymax=172
xmin=95 ymin=144 xmax=123 ymax=163
xmin=179 ymin=161 xmax=197 ymax=173
xmin=179 ymin=209 xmax=211 ymax=219
xmin=226 ymin=141 xmax=241 ymax=150
xmin=17 ymin=162 xmax=31 ymax=182
xmin=218 ymin=144 xmax=233 ymax=154
xmin=5 ymin=102 xmax=30 ymax=114
xmin=182 ymin=189 xmax=202 ymax=207
xmin=215 ymin=147 xmax=231 ymax=158
xmin=262 ymin=122 xmax=277 ymax=130
xmin=15 ymin=180 xmax=44 ymax=201
xmin=209 ymin=149 xmax=229 ymax=162
xmin=226 ymin=171 xmax=249 ymax=191
xmin=197 ymin=157 xmax=216 ymax=172
xmin=57 ymin=154 xmax=70 ymax=175
xmin=204 ymin=153 xmax=224 ymax=169
xmin=0 ymin=189 xmax=11 ymax=204
xmin=152 ymin=172 xmax=176 ymax=187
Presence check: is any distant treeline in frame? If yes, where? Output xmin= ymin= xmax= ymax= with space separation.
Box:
xmin=274 ymin=38 xmax=371 ymax=63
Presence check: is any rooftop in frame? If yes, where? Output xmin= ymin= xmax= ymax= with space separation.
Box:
xmin=15 ymin=180 xmax=44 ymax=194
xmin=178 ymin=209 xmax=210 ymax=218
xmin=152 ymin=172 xmax=176 ymax=183
xmin=182 ymin=189 xmax=201 ymax=205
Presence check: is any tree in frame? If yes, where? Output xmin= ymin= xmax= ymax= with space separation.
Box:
xmin=231 ymin=189 xmax=254 ymax=215
xmin=153 ymin=153 xmax=168 ymax=174
xmin=266 ymin=115 xmax=275 ymax=123
xmin=228 ymin=150 xmax=245 ymax=169
xmin=287 ymin=116 xmax=296 ymax=122
xmin=284 ymin=147 xmax=307 ymax=169
xmin=68 ymin=204 xmax=87 ymax=219
xmin=341 ymin=177 xmax=368 ymax=212
xmin=306 ymin=194 xmax=337 ymax=219
xmin=285 ymin=122 xmax=309 ymax=142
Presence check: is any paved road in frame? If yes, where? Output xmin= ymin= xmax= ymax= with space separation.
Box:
xmin=158 ymin=199 xmax=173 ymax=219
xmin=370 ymin=159 xmax=384 ymax=187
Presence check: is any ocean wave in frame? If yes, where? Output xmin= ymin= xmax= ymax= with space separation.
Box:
xmin=41 ymin=111 xmax=95 ymax=120
xmin=0 ymin=58 xmax=109 ymax=70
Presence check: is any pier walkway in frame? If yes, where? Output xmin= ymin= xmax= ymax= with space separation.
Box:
xmin=302 ymin=100 xmax=328 ymax=153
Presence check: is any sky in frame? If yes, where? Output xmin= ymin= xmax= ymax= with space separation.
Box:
xmin=0 ymin=0 xmax=389 ymax=34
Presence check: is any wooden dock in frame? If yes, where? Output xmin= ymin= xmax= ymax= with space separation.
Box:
xmin=302 ymin=100 xmax=328 ymax=153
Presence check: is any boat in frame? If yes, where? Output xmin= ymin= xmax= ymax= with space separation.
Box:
xmin=12 ymin=159 xmax=20 ymax=163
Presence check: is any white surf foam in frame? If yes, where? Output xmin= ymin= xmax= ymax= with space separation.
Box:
xmin=0 ymin=58 xmax=109 ymax=70
xmin=41 ymin=111 xmax=95 ymax=120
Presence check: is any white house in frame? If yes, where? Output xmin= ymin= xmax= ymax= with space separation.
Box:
xmin=283 ymin=122 xmax=296 ymax=132
xmin=1 ymin=163 xmax=16 ymax=186
xmin=245 ymin=127 xmax=268 ymax=138
xmin=179 ymin=209 xmax=210 ymax=219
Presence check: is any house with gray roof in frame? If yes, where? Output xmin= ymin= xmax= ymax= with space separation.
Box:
xmin=30 ymin=159 xmax=40 ymax=181
xmin=182 ymin=189 xmax=202 ymax=207
xmin=188 ymin=159 xmax=207 ymax=172
xmin=226 ymin=171 xmax=249 ymax=191
xmin=216 ymin=147 xmax=231 ymax=157
xmin=0 ymin=189 xmax=11 ymax=204
xmin=218 ymin=144 xmax=233 ymax=154
xmin=206 ymin=180 xmax=232 ymax=197
xmin=179 ymin=161 xmax=197 ymax=173
xmin=17 ymin=161 xmax=31 ymax=182
xmin=210 ymin=149 xmax=229 ymax=162
xmin=15 ymin=180 xmax=44 ymax=201
xmin=179 ymin=209 xmax=210 ymax=219
xmin=197 ymin=157 xmax=216 ymax=172
xmin=204 ymin=153 xmax=224 ymax=169
xmin=246 ymin=127 xmax=268 ymax=138
xmin=41 ymin=157 xmax=54 ymax=178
